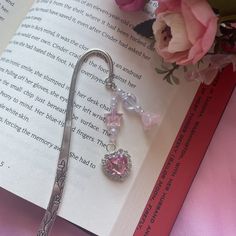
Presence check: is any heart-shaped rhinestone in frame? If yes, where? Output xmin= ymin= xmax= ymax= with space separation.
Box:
xmin=102 ymin=149 xmax=132 ymax=181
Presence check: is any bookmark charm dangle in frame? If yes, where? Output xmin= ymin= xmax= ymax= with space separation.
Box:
xmin=102 ymin=93 xmax=132 ymax=181
xmin=102 ymin=148 xmax=132 ymax=181
xmin=101 ymin=78 xmax=160 ymax=182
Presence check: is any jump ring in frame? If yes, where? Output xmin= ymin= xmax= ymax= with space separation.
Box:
xmin=106 ymin=143 xmax=116 ymax=153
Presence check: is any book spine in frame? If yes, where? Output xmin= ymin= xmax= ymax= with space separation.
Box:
xmin=134 ymin=65 xmax=236 ymax=236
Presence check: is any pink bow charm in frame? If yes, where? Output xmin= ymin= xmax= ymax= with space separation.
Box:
xmin=141 ymin=112 xmax=161 ymax=130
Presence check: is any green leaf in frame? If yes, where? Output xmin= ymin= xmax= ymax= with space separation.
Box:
xmin=163 ymin=74 xmax=173 ymax=85
xmin=197 ymin=60 xmax=204 ymax=68
xmin=133 ymin=19 xmax=155 ymax=38
xmin=208 ymin=0 xmax=236 ymax=18
xmin=161 ymin=64 xmax=169 ymax=70
xmin=171 ymin=75 xmax=180 ymax=85
xmin=155 ymin=68 xmax=168 ymax=74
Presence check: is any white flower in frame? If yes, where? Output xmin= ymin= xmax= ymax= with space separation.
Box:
xmin=153 ymin=13 xmax=192 ymax=54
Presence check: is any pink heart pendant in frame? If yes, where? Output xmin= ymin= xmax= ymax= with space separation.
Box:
xmin=102 ymin=149 xmax=132 ymax=181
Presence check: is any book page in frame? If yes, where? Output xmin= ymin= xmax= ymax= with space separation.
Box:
xmin=0 ymin=0 xmax=34 ymax=53
xmin=0 ymin=0 xmax=199 ymax=235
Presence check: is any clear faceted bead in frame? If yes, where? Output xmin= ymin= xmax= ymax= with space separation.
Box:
xmin=122 ymin=93 xmax=138 ymax=111
xmin=117 ymin=88 xmax=126 ymax=99
xmin=134 ymin=105 xmax=143 ymax=113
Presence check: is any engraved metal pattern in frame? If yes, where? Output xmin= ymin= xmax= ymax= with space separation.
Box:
xmin=37 ymin=49 xmax=114 ymax=236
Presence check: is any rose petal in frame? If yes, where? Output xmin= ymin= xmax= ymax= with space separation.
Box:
xmin=164 ymin=13 xmax=192 ymax=52
xmin=116 ymin=0 xmax=146 ymax=11
xmin=182 ymin=0 xmax=217 ymax=50
xmin=181 ymin=1 xmax=205 ymax=44
xmin=115 ymin=0 xmax=133 ymax=5
xmin=186 ymin=0 xmax=217 ymax=26
xmin=156 ymin=0 xmax=181 ymax=13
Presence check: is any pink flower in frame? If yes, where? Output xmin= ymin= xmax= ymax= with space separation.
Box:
xmin=185 ymin=54 xmax=236 ymax=84
xmin=152 ymin=0 xmax=218 ymax=65
xmin=115 ymin=0 xmax=146 ymax=11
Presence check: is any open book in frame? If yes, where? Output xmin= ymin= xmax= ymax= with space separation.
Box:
xmin=0 ymin=1 xmax=201 ymax=235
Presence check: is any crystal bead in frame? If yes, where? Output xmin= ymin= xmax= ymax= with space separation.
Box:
xmin=105 ymin=154 xmax=128 ymax=175
xmin=134 ymin=105 xmax=143 ymax=113
xmin=117 ymin=88 xmax=126 ymax=100
xmin=122 ymin=93 xmax=138 ymax=111
xmin=102 ymin=149 xmax=132 ymax=181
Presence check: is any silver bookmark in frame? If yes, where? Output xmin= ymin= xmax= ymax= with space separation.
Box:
xmin=37 ymin=49 xmax=114 ymax=236
xmin=37 ymin=48 xmax=160 ymax=235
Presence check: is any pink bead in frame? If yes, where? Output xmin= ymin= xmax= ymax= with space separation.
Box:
xmin=106 ymin=154 xmax=128 ymax=176
xmin=102 ymin=149 xmax=132 ymax=181
xmin=105 ymin=112 xmax=123 ymax=127
xmin=141 ymin=112 xmax=160 ymax=130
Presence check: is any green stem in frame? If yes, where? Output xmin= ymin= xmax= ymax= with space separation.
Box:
xmin=167 ymin=64 xmax=179 ymax=76
xmin=220 ymin=15 xmax=236 ymax=23
xmin=163 ymin=64 xmax=179 ymax=83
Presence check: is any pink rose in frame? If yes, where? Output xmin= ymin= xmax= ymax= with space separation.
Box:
xmin=152 ymin=0 xmax=218 ymax=65
xmin=115 ymin=0 xmax=146 ymax=11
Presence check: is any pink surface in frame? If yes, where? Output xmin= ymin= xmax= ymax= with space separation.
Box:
xmin=171 ymin=88 xmax=236 ymax=236
xmin=0 ymin=88 xmax=235 ymax=236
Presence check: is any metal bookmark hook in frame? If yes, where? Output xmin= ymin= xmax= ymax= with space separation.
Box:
xmin=37 ymin=49 xmax=115 ymax=236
